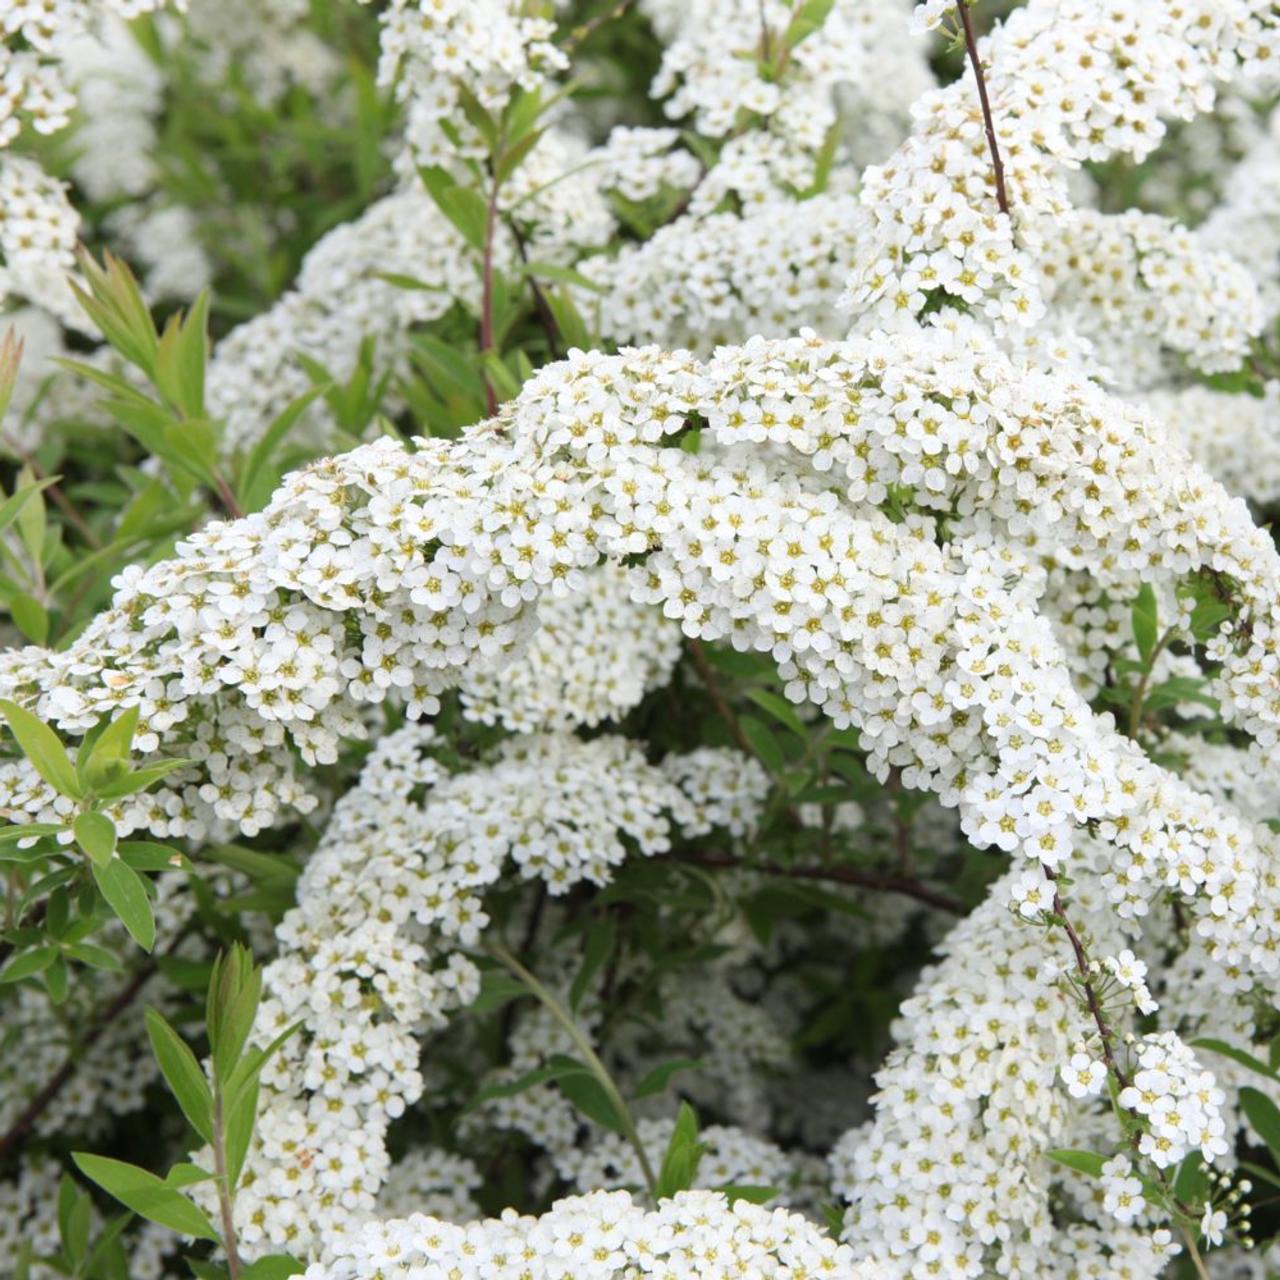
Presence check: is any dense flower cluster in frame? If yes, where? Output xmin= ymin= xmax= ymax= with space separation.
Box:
xmin=305 ymin=1189 xmax=887 ymax=1280
xmin=220 ymin=719 xmax=766 ymax=1255
xmin=459 ymin=564 xmax=683 ymax=732
xmin=8 ymin=1 xmax=1280 ymax=1277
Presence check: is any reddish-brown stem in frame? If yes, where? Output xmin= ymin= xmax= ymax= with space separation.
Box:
xmin=212 ymin=472 xmax=244 ymax=520
xmin=956 ymin=0 xmax=1010 ymax=216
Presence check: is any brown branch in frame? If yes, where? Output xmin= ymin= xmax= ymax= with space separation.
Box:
xmin=511 ymin=222 xmax=562 ymax=357
xmin=0 ymin=956 xmax=155 ymax=1164
xmin=676 ymin=850 xmax=963 ymax=915
xmin=685 ymin=639 xmax=758 ymax=760
xmin=956 ymin=0 xmax=1009 ymax=216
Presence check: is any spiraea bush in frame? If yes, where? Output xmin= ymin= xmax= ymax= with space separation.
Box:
xmin=8 ymin=2 xmax=1280 ymax=1278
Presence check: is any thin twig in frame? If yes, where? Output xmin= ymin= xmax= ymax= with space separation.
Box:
xmin=562 ymin=0 xmax=636 ymax=52
xmin=1042 ymin=866 xmax=1214 ymax=1280
xmin=956 ymin=0 xmax=1010 ymax=216
xmin=0 ymin=956 xmax=155 ymax=1163
xmin=1 ymin=431 xmax=101 ymax=550
xmin=511 ymin=222 xmax=562 ymax=357
xmin=676 ymin=850 xmax=963 ymax=915
xmin=488 ymin=941 xmax=659 ymax=1202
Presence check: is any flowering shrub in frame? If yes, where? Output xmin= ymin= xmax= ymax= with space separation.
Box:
xmin=7 ymin=2 xmax=1280 ymax=1278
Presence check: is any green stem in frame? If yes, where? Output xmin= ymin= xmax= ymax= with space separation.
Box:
xmin=212 ymin=1089 xmax=242 ymax=1280
xmin=1128 ymin=624 xmax=1178 ymax=738
xmin=487 ymin=941 xmax=659 ymax=1202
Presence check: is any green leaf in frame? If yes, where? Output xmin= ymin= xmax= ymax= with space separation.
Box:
xmin=0 ymin=944 xmax=57 ymax=983
xmin=656 ymin=1101 xmax=707 ymax=1199
xmin=718 ymin=1184 xmax=779 ymax=1205
xmin=557 ymin=1068 xmax=625 ymax=1134
xmin=14 ymin=466 xmax=46 ymax=563
xmin=239 ymin=1259 xmax=305 ymax=1280
xmin=43 ymin=952 xmax=69 ymax=1003
xmin=8 ymin=592 xmax=48 ymax=645
xmin=119 ymin=840 xmax=191 ymax=872
xmin=71 ymin=1153 xmax=218 ymax=1241
xmin=74 ymin=811 xmax=118 ymax=866
xmin=65 ymin=942 xmax=125 ymax=973
xmin=0 ymin=698 xmax=82 ymax=798
xmin=1173 ymin=1150 xmax=1207 ymax=1205
xmin=469 ymin=969 xmax=529 ymax=1013
xmin=145 ymin=1009 xmax=214 ymax=1143
xmin=1131 ymin=584 xmax=1158 ymax=665
xmin=1046 ymin=1149 xmax=1106 ymax=1178
xmin=92 ymin=858 xmax=156 ymax=952
xmin=0 ymin=476 xmax=57 ymax=539
xmin=633 ymin=1057 xmax=703 ymax=1100
xmin=740 ymin=715 xmax=784 ymax=773
xmin=418 ymin=166 xmax=488 ymax=251
xmin=569 ymin=917 xmax=616 ymax=1011
xmin=223 ymin=1074 xmax=261 ymax=1186
xmin=97 ymin=759 xmax=190 ymax=801
xmin=57 ymin=1175 xmax=92 ymax=1267
xmin=462 ymin=1061 xmax=581 ymax=1114
xmin=207 ymin=945 xmax=261 ymax=1082
xmin=1193 ymin=1038 xmax=1280 ymax=1084
xmin=80 ymin=707 xmax=139 ymax=791
xmin=744 ymin=688 xmax=806 ymax=737
xmin=783 ymin=0 xmax=836 ymax=49
xmin=235 ymin=384 xmax=326 ymax=514
xmin=1241 ymin=1086 xmax=1280 ymax=1163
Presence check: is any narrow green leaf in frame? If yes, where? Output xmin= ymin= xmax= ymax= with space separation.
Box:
xmin=1131 ymin=584 xmax=1158 ymax=665
xmin=0 ymin=944 xmax=57 ymax=983
xmin=146 ymin=1009 xmax=214 ymax=1143
xmin=71 ymin=1153 xmax=218 ymax=1240
xmin=1193 ymin=1038 xmax=1280 ymax=1084
xmin=633 ymin=1057 xmax=703 ymax=1100
xmin=1046 ymin=1149 xmax=1106 ymax=1178
xmin=0 ymin=698 xmax=81 ymax=798
xmin=92 ymin=858 xmax=156 ymax=952
xmin=239 ymin=1259 xmax=304 ymax=1280
xmin=1241 ymin=1086 xmax=1280 ymax=1163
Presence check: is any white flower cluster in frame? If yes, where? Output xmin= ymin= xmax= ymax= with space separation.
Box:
xmin=1119 ymin=1032 xmax=1228 ymax=1171
xmin=831 ymin=854 xmax=1200 ymax=1277
xmin=6 ymin=325 xmax=1280 ymax=959
xmin=1040 ymin=208 xmax=1262 ymax=386
xmin=370 ymin=0 xmax=566 ymax=171
xmin=0 ymin=0 xmax=174 ymax=320
xmin=206 ymin=189 xmax=475 ymax=454
xmin=840 ymin=0 xmax=1279 ymax=370
xmin=305 ymin=1189 xmax=885 ymax=1280
xmin=643 ymin=0 xmax=932 ymax=212
xmin=376 ymin=1149 xmax=483 ymax=1224
xmin=1201 ymin=104 xmax=1280 ymax=322
xmin=459 ymin=563 xmax=682 ymax=733
xmin=592 ymin=194 xmax=863 ymax=351
xmin=1142 ymin=382 xmax=1280 ymax=510
xmin=180 ymin=0 xmax=342 ymax=104
xmin=223 ymin=720 xmax=760 ymax=1257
